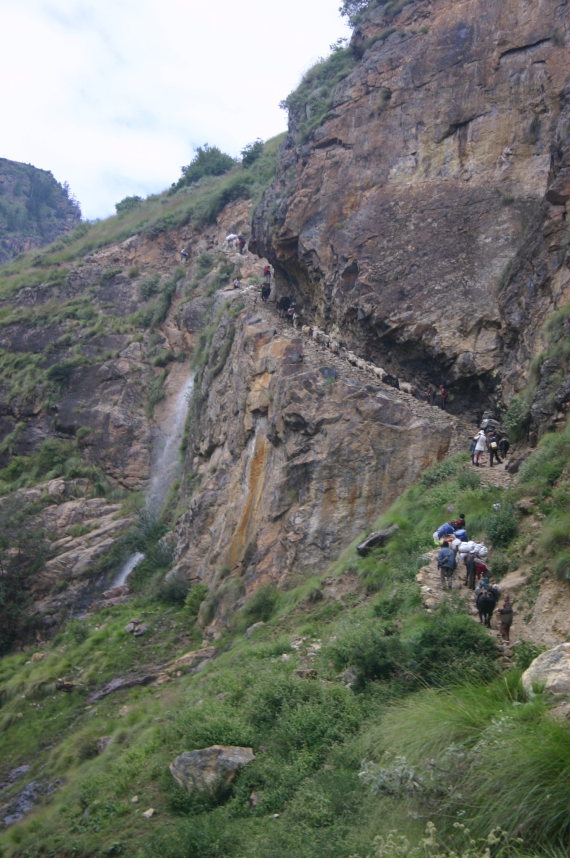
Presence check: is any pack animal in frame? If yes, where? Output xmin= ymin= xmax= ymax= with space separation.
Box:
xmin=476 ymin=587 xmax=499 ymax=627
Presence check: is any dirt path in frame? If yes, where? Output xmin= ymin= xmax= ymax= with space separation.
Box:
xmin=416 ymin=547 xmax=515 ymax=667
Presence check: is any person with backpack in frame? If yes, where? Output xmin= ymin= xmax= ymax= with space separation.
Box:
xmin=487 ymin=431 xmax=502 ymax=467
xmin=437 ymin=543 xmax=457 ymax=589
xmin=498 ymin=436 xmax=510 ymax=459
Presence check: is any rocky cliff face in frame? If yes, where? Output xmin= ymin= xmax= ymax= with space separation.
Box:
xmin=251 ymin=0 xmax=570 ymax=416
xmin=0 ymin=159 xmax=81 ymax=263
xmin=170 ymin=295 xmax=459 ymax=627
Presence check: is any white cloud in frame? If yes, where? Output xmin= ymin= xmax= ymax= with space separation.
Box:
xmin=1 ymin=0 xmax=350 ymax=219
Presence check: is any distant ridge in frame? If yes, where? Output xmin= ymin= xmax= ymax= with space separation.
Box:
xmin=0 ymin=157 xmax=81 ymax=263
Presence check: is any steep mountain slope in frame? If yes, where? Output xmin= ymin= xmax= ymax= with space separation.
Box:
xmin=1 ymin=1 xmax=570 ymax=852
xmin=0 ymin=158 xmax=81 ymax=263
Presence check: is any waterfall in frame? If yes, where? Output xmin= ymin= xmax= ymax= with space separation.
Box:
xmin=147 ymin=374 xmax=194 ymax=515
xmin=112 ymin=551 xmax=145 ymax=588
xmin=110 ymin=373 xmax=194 ymax=589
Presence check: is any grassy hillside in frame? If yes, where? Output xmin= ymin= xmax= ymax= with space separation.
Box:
xmin=1 ymin=424 xmax=569 ymax=858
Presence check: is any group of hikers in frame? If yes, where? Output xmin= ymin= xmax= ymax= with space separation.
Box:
xmin=471 ymin=423 xmax=510 ymax=467
xmin=224 ymin=233 xmax=247 ymax=254
xmin=434 ymin=514 xmax=514 ymax=641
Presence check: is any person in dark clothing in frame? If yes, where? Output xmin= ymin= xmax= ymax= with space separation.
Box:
xmin=438 ymin=384 xmax=449 ymax=410
xmin=469 ymin=436 xmax=477 ymax=464
xmin=261 ymin=283 xmax=271 ymax=302
xmin=438 ymin=545 xmax=457 ymax=589
xmin=238 ymin=235 xmax=246 ymax=255
xmin=498 ymin=436 xmax=510 ymax=459
xmin=464 ymin=552 xmax=477 ymax=589
xmin=488 ymin=432 xmax=502 ymax=467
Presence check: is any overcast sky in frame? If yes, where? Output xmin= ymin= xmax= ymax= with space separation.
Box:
xmin=2 ymin=1 xmax=351 ymax=220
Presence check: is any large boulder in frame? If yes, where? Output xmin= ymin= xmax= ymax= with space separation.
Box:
xmin=356 ymin=524 xmax=400 ymax=556
xmin=522 ymin=644 xmax=570 ymax=697
xmin=169 ymin=745 xmax=255 ymax=796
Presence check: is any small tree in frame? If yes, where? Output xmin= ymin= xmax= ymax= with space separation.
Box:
xmin=339 ymin=0 xmax=371 ymax=21
xmin=115 ymin=195 xmax=143 ymax=215
xmin=177 ymin=144 xmax=237 ymax=188
xmin=241 ymin=139 xmax=264 ymax=167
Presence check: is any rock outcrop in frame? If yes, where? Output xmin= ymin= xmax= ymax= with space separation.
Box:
xmin=169 ymin=746 xmax=255 ymax=796
xmin=251 ymin=0 xmax=570 ymax=417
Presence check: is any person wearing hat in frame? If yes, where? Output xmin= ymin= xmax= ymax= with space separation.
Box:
xmin=497 ymin=595 xmax=514 ymax=642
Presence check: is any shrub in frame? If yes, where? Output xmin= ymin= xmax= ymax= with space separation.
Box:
xmin=139 ymin=272 xmax=160 ymax=300
xmin=406 ymin=612 xmax=498 ymax=686
xmin=115 ymin=195 xmax=143 ymax=214
xmin=243 ymin=586 xmax=279 ymax=624
xmin=511 ymin=640 xmax=544 ymax=670
xmin=241 ymin=139 xmax=264 ymax=167
xmin=185 ymin=582 xmax=209 ymax=617
xmin=155 ymin=575 xmax=190 ymax=605
xmin=503 ymin=393 xmax=531 ymax=442
xmin=325 ymin=619 xmax=406 ymax=689
xmin=175 ymin=144 xmax=237 ymax=190
xmin=484 ymin=504 xmax=518 ymax=547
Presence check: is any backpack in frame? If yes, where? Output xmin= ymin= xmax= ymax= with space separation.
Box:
xmin=438 ymin=547 xmax=456 ymax=570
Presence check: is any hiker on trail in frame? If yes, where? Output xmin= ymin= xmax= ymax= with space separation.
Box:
xmin=474 ymin=558 xmax=490 ymax=582
xmin=437 ymin=543 xmax=457 ymax=589
xmin=498 ymin=436 xmax=510 ymax=459
xmin=469 ymin=435 xmax=477 ymax=464
xmin=438 ymin=384 xmax=449 ymax=410
xmin=450 ymin=514 xmax=466 ymax=530
xmin=497 ymin=595 xmax=514 ymax=642
xmin=473 ymin=429 xmax=487 ymax=466
xmin=180 ymin=247 xmax=189 ymax=262
xmin=263 ymin=264 xmax=271 ymax=281
xmin=233 ymin=278 xmax=241 ymax=290
xmin=261 ymin=283 xmax=271 ymax=302
xmin=238 ymin=235 xmax=246 ymax=255
xmin=487 ymin=431 xmax=502 ymax=467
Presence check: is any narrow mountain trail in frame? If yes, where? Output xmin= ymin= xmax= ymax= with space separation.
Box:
xmin=235 ymin=283 xmax=471 ymax=451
